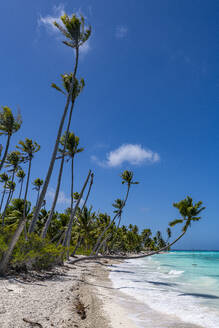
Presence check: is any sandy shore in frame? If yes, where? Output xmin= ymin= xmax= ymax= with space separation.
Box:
xmin=0 ymin=257 xmax=204 ymax=328
xmin=0 ymin=258 xmax=136 ymax=328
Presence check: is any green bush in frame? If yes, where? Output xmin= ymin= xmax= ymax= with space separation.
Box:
xmin=11 ymin=234 xmax=66 ymax=270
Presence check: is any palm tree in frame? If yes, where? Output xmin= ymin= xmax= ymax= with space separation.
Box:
xmin=0 ymin=139 xmax=40 ymax=275
xmin=63 ymin=170 xmax=91 ymax=259
xmin=169 ymin=196 xmax=206 ymax=232
xmin=0 ymin=106 xmax=22 ymax=171
xmin=41 ymin=132 xmax=84 ymax=238
xmin=16 ymin=169 xmax=25 ymax=198
xmin=92 ymin=170 xmax=139 ymax=255
xmin=0 ymin=173 xmax=9 ymax=212
xmin=32 ymin=14 xmax=91 ymax=232
xmin=32 ymin=178 xmax=43 ymax=206
xmin=71 ymin=197 xmax=205 ymax=265
xmin=12 ymin=138 xmax=40 ymax=233
xmin=1 ymin=151 xmax=21 ymax=224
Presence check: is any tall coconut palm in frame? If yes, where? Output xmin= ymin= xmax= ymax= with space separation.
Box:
xmin=0 ymin=139 xmax=40 ymax=275
xmin=40 ymin=75 xmax=84 ymax=237
xmin=0 ymin=173 xmax=9 ymax=212
xmin=32 ymin=14 xmax=91 ymax=232
xmin=41 ymin=132 xmax=84 ymax=238
xmin=16 ymin=169 xmax=25 ymax=199
xmin=32 ymin=178 xmax=43 ymax=206
xmin=0 ymin=106 xmax=22 ymax=171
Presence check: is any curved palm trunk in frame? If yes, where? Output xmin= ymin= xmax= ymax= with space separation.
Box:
xmin=80 ymin=173 xmax=94 ymax=213
xmin=19 ymin=179 xmax=24 ymax=199
xmin=1 ymin=171 xmax=15 ymax=227
xmin=92 ymin=184 xmax=130 ymax=255
xmin=0 ymin=159 xmax=32 ymax=276
xmin=0 ymin=135 xmax=11 ymax=172
xmin=41 ymin=101 xmax=75 ymax=238
xmin=70 ymin=231 xmax=186 ymax=265
xmin=0 ymin=188 xmax=6 ymax=212
xmin=30 ymin=48 xmax=79 ymax=232
xmin=63 ymin=170 xmax=91 ymax=260
xmin=71 ymin=235 xmax=82 ymax=257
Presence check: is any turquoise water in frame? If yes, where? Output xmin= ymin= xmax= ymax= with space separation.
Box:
xmin=110 ymin=251 xmax=219 ymax=327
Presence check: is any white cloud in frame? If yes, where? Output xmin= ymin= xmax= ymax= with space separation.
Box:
xmin=46 ymin=188 xmax=85 ymax=207
xmin=115 ymin=25 xmax=128 ymax=39
xmin=92 ymin=144 xmax=160 ymax=168
xmin=38 ymin=4 xmax=65 ymax=32
xmin=46 ymin=188 xmax=71 ymax=206
xmin=37 ymin=4 xmax=91 ymax=54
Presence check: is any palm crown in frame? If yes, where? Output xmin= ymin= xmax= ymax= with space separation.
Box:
xmin=0 ymin=173 xmax=9 ymax=184
xmin=54 ymin=14 xmax=91 ymax=49
xmin=112 ymin=198 xmax=125 ymax=215
xmin=5 ymin=151 xmax=21 ymax=172
xmin=32 ymin=178 xmax=43 ymax=191
xmin=59 ymin=132 xmax=84 ymax=159
xmin=16 ymin=169 xmax=25 ymax=181
xmin=0 ymin=106 xmax=22 ymax=136
xmin=121 ymin=170 xmax=139 ymax=186
xmin=52 ymin=74 xmax=85 ymax=101
xmin=169 ymin=196 xmax=205 ymax=232
xmin=16 ymin=138 xmax=40 ymax=161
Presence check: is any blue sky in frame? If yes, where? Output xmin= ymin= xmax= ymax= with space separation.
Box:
xmin=0 ymin=0 xmax=218 ymax=249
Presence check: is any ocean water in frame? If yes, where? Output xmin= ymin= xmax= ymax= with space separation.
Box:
xmin=110 ymin=251 xmax=219 ymax=328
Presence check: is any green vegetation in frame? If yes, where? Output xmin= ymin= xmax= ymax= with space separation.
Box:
xmin=0 ymin=13 xmax=205 ymax=275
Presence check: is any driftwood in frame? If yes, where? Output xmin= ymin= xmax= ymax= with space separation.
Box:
xmin=23 ymin=318 xmax=43 ymax=327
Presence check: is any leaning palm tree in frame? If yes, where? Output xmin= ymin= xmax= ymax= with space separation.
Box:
xmin=16 ymin=169 xmax=25 ymax=199
xmin=39 ymin=76 xmax=84 ymax=236
xmin=0 ymin=106 xmax=22 ymax=171
xmin=32 ymin=178 xmax=43 ymax=206
xmin=169 ymin=196 xmax=206 ymax=232
xmin=63 ymin=170 xmax=91 ymax=260
xmin=71 ymin=197 xmax=206 ymax=265
xmin=0 ymin=173 xmax=9 ymax=212
xmin=0 ymin=139 xmax=40 ymax=275
xmin=32 ymin=13 xmax=91 ymax=231
xmin=92 ymin=170 xmax=139 ymax=255
xmin=41 ymin=132 xmax=84 ymax=238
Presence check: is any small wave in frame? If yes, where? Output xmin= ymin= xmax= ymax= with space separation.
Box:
xmin=168 ymin=270 xmax=184 ymax=275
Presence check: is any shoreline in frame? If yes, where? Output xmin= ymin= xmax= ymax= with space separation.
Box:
xmin=0 ymin=257 xmax=208 ymax=328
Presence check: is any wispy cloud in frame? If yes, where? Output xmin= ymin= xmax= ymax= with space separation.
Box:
xmin=91 ymin=144 xmax=160 ymax=168
xmin=46 ymin=188 xmax=71 ymax=206
xmin=115 ymin=25 xmax=128 ymax=39
xmin=46 ymin=188 xmax=85 ymax=207
xmin=37 ymin=4 xmax=91 ymax=54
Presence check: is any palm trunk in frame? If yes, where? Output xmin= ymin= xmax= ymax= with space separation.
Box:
xmin=1 ymin=171 xmax=15 ymax=226
xmin=70 ymin=231 xmax=186 ymax=265
xmin=0 ymin=135 xmax=11 ymax=172
xmin=0 ymin=188 xmax=6 ymax=212
xmin=30 ymin=47 xmax=79 ymax=232
xmin=19 ymin=179 xmax=24 ymax=199
xmin=63 ymin=170 xmax=91 ymax=260
xmin=0 ymin=159 xmax=32 ymax=276
xmin=80 ymin=173 xmax=94 ymax=213
xmin=41 ymin=100 xmax=75 ymax=238
xmin=71 ymin=235 xmax=82 ymax=257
